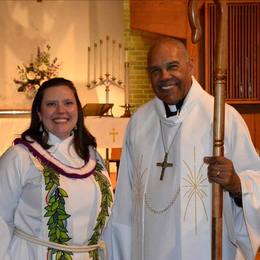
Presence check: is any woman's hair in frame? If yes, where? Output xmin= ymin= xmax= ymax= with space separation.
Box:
xmin=21 ymin=77 xmax=96 ymax=160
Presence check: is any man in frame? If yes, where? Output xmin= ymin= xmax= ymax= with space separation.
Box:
xmin=104 ymin=38 xmax=260 ymax=259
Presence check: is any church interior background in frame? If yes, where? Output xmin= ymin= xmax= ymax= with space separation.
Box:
xmin=0 ymin=0 xmax=127 ymax=186
xmin=0 ymin=0 xmax=260 ymax=208
xmin=0 ymin=0 xmax=260 ymax=257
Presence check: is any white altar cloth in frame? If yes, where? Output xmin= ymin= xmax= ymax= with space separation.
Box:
xmin=85 ymin=117 xmax=129 ymax=148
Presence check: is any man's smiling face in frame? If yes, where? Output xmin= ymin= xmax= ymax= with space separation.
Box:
xmin=147 ymin=40 xmax=193 ymax=105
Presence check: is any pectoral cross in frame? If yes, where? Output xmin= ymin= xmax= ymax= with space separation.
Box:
xmin=156 ymin=152 xmax=173 ymax=181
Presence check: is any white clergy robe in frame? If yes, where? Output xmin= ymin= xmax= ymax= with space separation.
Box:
xmin=0 ymin=133 xmax=112 ymax=260
xmin=103 ymin=77 xmax=260 ymax=260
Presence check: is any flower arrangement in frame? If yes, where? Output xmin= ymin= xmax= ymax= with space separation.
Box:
xmin=14 ymin=45 xmax=60 ymax=98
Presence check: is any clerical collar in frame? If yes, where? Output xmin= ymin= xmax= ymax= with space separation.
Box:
xmin=163 ymin=99 xmax=184 ymax=118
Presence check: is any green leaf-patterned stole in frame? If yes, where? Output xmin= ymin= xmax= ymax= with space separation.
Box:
xmin=88 ymin=162 xmax=113 ymax=260
xmin=42 ymin=159 xmax=113 ymax=260
xmin=43 ymin=165 xmax=73 ymax=260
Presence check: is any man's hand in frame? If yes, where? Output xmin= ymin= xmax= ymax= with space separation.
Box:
xmin=204 ymin=156 xmax=241 ymax=195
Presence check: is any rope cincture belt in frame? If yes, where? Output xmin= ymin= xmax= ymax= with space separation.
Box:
xmin=14 ymin=228 xmax=108 ymax=260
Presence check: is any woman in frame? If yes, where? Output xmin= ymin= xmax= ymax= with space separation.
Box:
xmin=0 ymin=78 xmax=113 ymax=260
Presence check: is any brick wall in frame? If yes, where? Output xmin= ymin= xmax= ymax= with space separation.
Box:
xmin=123 ymin=0 xmax=155 ymax=112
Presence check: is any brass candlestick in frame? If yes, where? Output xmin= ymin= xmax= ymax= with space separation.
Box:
xmin=120 ymin=104 xmax=132 ymax=118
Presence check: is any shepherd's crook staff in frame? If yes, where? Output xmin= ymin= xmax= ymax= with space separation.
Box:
xmin=188 ymin=0 xmax=227 ymax=259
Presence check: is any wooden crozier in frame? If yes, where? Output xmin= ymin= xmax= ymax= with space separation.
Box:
xmin=188 ymin=1 xmax=227 ymax=259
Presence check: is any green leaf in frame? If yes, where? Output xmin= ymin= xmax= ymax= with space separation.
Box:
xmin=55 ymin=251 xmax=62 ymax=260
xmin=48 ymin=222 xmax=56 ymax=230
xmin=44 ymin=176 xmax=50 ymax=184
xmin=60 ymin=231 xmax=69 ymax=239
xmin=50 ymin=234 xmax=57 ymax=242
xmin=56 ymin=228 xmax=60 ymax=239
xmin=47 ymin=216 xmax=54 ymax=225
xmin=53 ymin=177 xmax=60 ymax=186
xmin=58 ymin=204 xmax=65 ymax=210
xmin=64 ymin=253 xmax=73 ymax=260
xmin=58 ymin=188 xmax=68 ymax=197
xmin=58 ymin=214 xmax=70 ymax=220
xmin=44 ymin=170 xmax=50 ymax=176
xmin=60 ymin=236 xmax=71 ymax=243
xmin=44 ymin=205 xmax=51 ymax=211
xmin=49 ymin=197 xmax=56 ymax=204
xmin=44 ymin=210 xmax=56 ymax=217
xmin=57 ymin=208 xmax=66 ymax=215
xmin=51 ymin=201 xmax=59 ymax=211
xmin=57 ymin=220 xmax=65 ymax=228
xmin=17 ymin=86 xmax=26 ymax=92
xmin=49 ymin=228 xmax=56 ymax=236
xmin=46 ymin=182 xmax=53 ymax=190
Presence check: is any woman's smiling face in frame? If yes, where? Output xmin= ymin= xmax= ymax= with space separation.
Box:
xmin=38 ymin=85 xmax=78 ymax=140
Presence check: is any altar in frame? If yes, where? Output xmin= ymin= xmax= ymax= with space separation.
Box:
xmin=85 ymin=116 xmax=128 ymax=148
xmin=0 ymin=110 xmax=129 ymax=156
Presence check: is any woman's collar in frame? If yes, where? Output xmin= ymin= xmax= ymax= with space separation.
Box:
xmin=47 ymin=131 xmax=74 ymax=146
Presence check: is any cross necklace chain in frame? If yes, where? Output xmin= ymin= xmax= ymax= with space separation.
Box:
xmin=156 ymin=120 xmax=181 ymax=180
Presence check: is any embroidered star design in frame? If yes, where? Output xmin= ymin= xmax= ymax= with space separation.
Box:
xmin=133 ymin=155 xmax=147 ymax=203
xmin=183 ymin=147 xmax=208 ymax=235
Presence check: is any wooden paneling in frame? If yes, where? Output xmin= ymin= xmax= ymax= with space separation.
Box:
xmin=129 ymin=0 xmax=202 ymax=79
xmin=205 ymin=2 xmax=260 ymax=103
xmin=205 ymin=1 xmax=260 ymax=151
xmin=233 ymin=104 xmax=260 ymax=152
xmin=256 ymin=114 xmax=260 ymax=154
xmin=130 ymin=0 xmax=188 ymax=39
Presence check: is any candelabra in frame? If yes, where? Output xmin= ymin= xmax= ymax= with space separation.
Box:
xmin=87 ymin=72 xmax=123 ymax=105
xmin=86 ymin=36 xmax=131 ymax=117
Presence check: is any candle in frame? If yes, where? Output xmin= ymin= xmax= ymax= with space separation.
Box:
xmin=93 ymin=43 xmax=97 ymax=81
xmin=106 ymin=35 xmax=109 ymax=75
xmin=125 ymin=48 xmax=128 ymax=63
xmin=124 ymin=62 xmax=129 ymax=104
xmin=124 ymin=48 xmax=129 ymax=104
xmin=118 ymin=44 xmax=122 ymax=81
xmin=112 ymin=40 xmax=115 ymax=78
xmin=87 ymin=47 xmax=91 ymax=84
xmin=100 ymin=40 xmax=103 ymax=78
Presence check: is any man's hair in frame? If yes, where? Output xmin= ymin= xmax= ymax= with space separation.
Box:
xmin=21 ymin=77 xmax=96 ymax=160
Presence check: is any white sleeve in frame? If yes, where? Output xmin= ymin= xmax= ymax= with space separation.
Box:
xmin=103 ymin=123 xmax=134 ymax=260
xmin=0 ymin=145 xmax=28 ymax=258
xmin=224 ymin=106 xmax=260 ymax=258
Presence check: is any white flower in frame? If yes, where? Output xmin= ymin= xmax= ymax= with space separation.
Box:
xmin=27 ymin=71 xmax=36 ymax=80
xmin=14 ymin=45 xmax=60 ymax=99
xmin=38 ymin=63 xmax=48 ymax=72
